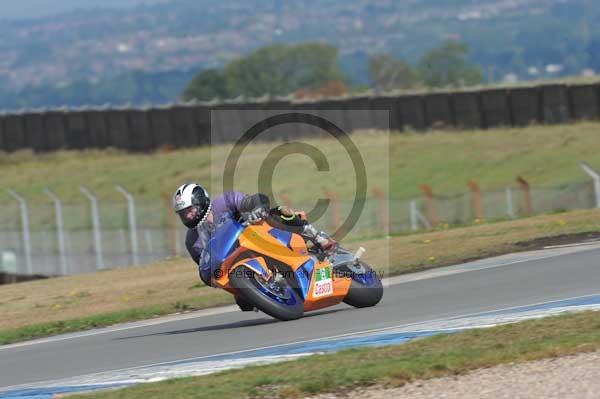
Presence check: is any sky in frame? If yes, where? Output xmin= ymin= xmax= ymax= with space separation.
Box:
xmin=0 ymin=0 xmax=169 ymax=20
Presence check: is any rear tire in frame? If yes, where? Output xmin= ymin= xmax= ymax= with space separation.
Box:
xmin=343 ymin=263 xmax=384 ymax=308
xmin=229 ymin=267 xmax=304 ymax=321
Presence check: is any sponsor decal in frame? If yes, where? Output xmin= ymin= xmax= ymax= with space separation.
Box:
xmin=313 ymin=266 xmax=333 ymax=297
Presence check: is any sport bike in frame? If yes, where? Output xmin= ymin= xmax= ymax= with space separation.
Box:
xmin=203 ymin=214 xmax=383 ymax=320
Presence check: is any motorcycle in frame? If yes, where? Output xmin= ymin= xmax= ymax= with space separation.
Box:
xmin=203 ymin=213 xmax=384 ymax=321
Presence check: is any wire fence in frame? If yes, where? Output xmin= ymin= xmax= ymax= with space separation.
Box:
xmin=0 ymin=180 xmax=598 ymax=278
xmin=0 ymin=198 xmax=180 ymax=276
xmin=398 ymin=181 xmax=596 ymax=229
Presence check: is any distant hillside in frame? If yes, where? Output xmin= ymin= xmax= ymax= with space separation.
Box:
xmin=1 ymin=0 xmax=599 ymax=110
xmin=0 ymin=0 xmax=167 ymax=20
xmin=2 ymin=69 xmax=196 ymax=110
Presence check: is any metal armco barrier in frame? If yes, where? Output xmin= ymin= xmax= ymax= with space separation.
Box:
xmin=0 ymin=82 xmax=599 ymax=153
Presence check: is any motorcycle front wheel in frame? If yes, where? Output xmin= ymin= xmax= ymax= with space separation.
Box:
xmin=229 ymin=266 xmax=304 ymax=321
xmin=342 ymin=262 xmax=384 ymax=308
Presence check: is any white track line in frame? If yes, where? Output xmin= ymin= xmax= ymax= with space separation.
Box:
xmin=4 ymin=291 xmax=600 ymax=394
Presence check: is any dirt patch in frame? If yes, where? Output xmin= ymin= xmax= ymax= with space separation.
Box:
xmin=514 ymin=231 xmax=600 ymax=250
xmin=449 ymin=231 xmax=600 ymax=266
xmin=0 ymin=273 xmax=48 ymax=285
xmin=0 ymin=257 xmax=233 ymax=331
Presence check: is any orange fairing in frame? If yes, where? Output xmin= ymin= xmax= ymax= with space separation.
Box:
xmin=213 ymin=220 xmax=354 ymax=313
xmin=289 ymin=233 xmax=309 ymax=257
xmin=238 ymin=224 xmax=310 ymax=272
xmin=303 ymin=261 xmax=352 ymax=312
xmin=230 ymin=257 xmax=272 ymax=281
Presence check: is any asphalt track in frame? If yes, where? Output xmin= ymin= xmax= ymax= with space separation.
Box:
xmin=2 ymin=243 xmax=600 ymax=390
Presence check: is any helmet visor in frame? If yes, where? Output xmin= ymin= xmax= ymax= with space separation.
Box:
xmin=177 ymin=206 xmax=199 ymax=228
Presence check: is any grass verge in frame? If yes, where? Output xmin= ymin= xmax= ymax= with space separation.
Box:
xmin=0 ymin=294 xmax=233 ymax=345
xmin=69 ymin=310 xmax=600 ymax=399
xmin=1 ymin=208 xmax=600 ymax=345
xmin=2 ymin=122 xmax=600 ymax=205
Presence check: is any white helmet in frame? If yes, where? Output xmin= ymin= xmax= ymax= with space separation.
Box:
xmin=172 ymin=183 xmax=211 ymax=229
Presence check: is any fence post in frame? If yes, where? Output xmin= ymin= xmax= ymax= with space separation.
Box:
xmin=7 ymin=189 xmax=33 ymax=275
xmin=372 ymin=187 xmax=389 ymax=236
xmin=419 ymin=184 xmax=436 ymax=226
xmin=144 ymin=229 xmax=154 ymax=257
xmin=579 ymin=162 xmax=600 ymax=208
xmin=410 ymin=200 xmax=431 ymax=231
xmin=410 ymin=201 xmax=418 ymax=231
xmin=80 ymin=186 xmax=104 ymax=270
xmin=505 ymin=187 xmax=515 ymax=219
xmin=43 ymin=188 xmax=68 ymax=275
xmin=516 ymin=176 xmax=532 ymax=215
xmin=116 ymin=185 xmax=139 ymax=265
xmin=163 ymin=193 xmax=178 ymax=256
xmin=467 ymin=180 xmax=483 ymax=220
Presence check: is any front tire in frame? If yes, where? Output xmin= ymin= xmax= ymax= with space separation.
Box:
xmin=343 ymin=263 xmax=384 ymax=308
xmin=229 ymin=267 xmax=304 ymax=321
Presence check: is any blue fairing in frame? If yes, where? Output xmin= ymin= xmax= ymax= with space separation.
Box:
xmin=268 ymin=228 xmax=293 ymax=249
xmin=205 ymin=216 xmax=244 ymax=271
xmin=295 ymin=258 xmax=315 ymax=299
xmin=354 ymin=269 xmax=377 ymax=286
xmin=245 ymin=258 xmax=271 ymax=280
xmin=255 ymin=284 xmax=299 ymax=306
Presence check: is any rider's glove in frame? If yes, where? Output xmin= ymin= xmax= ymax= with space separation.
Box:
xmin=246 ymin=206 xmax=268 ymax=224
xmin=302 ymin=224 xmax=336 ymax=251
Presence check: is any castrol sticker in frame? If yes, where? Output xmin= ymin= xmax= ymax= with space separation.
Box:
xmin=313 ymin=267 xmax=333 ymax=298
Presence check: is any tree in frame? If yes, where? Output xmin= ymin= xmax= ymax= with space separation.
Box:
xmin=182 ymin=42 xmax=345 ymax=101
xmin=369 ymin=54 xmax=419 ymax=92
xmin=418 ymin=41 xmax=482 ymax=88
xmin=182 ymin=69 xmax=228 ymax=102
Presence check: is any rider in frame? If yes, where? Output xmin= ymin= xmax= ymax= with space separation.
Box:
xmin=172 ymin=183 xmax=335 ymax=307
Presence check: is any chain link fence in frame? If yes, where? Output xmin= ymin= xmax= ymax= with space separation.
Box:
xmin=0 ymin=181 xmax=598 ymax=278
xmin=403 ymin=181 xmax=596 ymax=228
xmin=0 ymin=197 xmax=180 ymax=277
xmin=0 ymin=194 xmax=388 ymax=277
